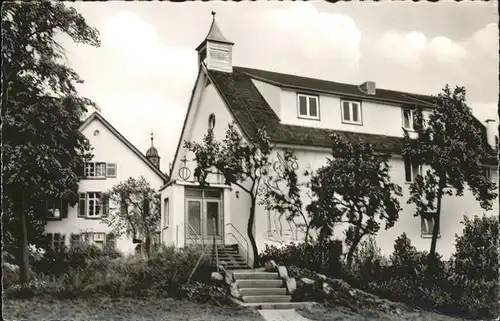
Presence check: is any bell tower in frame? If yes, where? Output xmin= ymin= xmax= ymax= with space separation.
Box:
xmin=195 ymin=11 xmax=234 ymax=73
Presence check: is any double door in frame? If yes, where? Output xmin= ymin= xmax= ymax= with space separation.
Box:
xmin=185 ymin=192 xmax=223 ymax=243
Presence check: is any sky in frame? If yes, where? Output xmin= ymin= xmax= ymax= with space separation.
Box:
xmin=62 ymin=1 xmax=499 ymax=171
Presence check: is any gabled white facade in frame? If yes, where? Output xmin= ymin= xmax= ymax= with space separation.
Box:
xmin=45 ymin=113 xmax=167 ymax=255
xmin=161 ymin=16 xmax=499 ymax=266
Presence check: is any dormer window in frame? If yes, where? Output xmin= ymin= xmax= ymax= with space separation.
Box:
xmin=297 ymin=94 xmax=319 ymax=120
xmin=341 ymin=100 xmax=362 ymax=125
xmin=402 ymin=108 xmax=415 ymax=131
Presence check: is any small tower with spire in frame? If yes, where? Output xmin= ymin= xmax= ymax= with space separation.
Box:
xmin=196 ymin=11 xmax=234 ymax=73
xmin=146 ymin=131 xmax=160 ymax=169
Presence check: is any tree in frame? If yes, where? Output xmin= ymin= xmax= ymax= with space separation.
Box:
xmin=2 ymin=1 xmax=100 ymax=283
xmin=261 ymin=150 xmax=313 ymax=244
xmin=184 ymin=123 xmax=272 ymax=267
xmin=402 ymin=85 xmax=497 ymax=261
xmin=102 ymin=177 xmax=161 ymax=259
xmin=307 ymin=134 xmax=402 ymax=268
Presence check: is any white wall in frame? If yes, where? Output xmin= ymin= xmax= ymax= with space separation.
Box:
xmin=45 ymin=117 xmax=164 ymax=255
xmin=252 ymin=147 xmax=499 ymax=260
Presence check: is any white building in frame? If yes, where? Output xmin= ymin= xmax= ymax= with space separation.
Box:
xmin=44 ymin=112 xmax=168 ymax=255
xmin=160 ymin=15 xmax=498 ymax=266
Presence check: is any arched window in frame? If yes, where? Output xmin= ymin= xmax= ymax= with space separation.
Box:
xmin=208 ymin=113 xmax=216 ymax=130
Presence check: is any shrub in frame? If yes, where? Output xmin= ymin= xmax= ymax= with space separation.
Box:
xmin=346 ymin=236 xmax=389 ymax=285
xmin=5 ymin=244 xmax=217 ymax=302
xmin=449 ymin=215 xmax=499 ymax=319
xmin=32 ymin=243 xmax=122 ymax=277
xmin=259 ymin=240 xmax=343 ymax=278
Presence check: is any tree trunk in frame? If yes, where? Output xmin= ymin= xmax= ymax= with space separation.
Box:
xmin=346 ymin=230 xmax=363 ymax=269
xmin=248 ymin=195 xmax=259 ymax=268
xmin=144 ymin=234 xmax=152 ymax=260
xmin=429 ymin=180 xmax=445 ymax=259
xmin=18 ymin=193 xmax=30 ymax=284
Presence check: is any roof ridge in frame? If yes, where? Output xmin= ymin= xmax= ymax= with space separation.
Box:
xmin=80 ymin=112 xmax=168 ymax=182
xmin=234 ymin=65 xmax=435 ymax=102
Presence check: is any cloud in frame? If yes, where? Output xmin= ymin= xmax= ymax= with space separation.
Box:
xmin=62 ymin=10 xmax=200 ymax=168
xmin=377 ymin=31 xmax=467 ymax=67
xmin=377 ymin=31 xmax=428 ymax=67
xmin=242 ymin=3 xmax=362 ymax=81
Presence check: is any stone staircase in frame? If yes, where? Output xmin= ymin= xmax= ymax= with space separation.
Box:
xmin=213 ymin=244 xmax=250 ymax=270
xmin=223 ymin=262 xmax=314 ymax=310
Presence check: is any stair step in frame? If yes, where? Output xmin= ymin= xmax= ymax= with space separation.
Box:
xmin=240 ymin=288 xmax=287 ymax=296
xmin=233 ymin=272 xmax=280 ymax=280
xmin=221 ymin=264 xmax=250 ymax=270
xmin=229 ymin=299 xmax=316 ymax=310
xmin=216 ymin=258 xmax=245 ymax=261
xmin=242 ymin=295 xmax=291 ymax=304
xmin=236 ymin=279 xmax=283 ymax=288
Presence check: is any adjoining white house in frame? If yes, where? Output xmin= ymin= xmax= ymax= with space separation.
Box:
xmin=160 ymin=14 xmax=499 ymax=267
xmin=44 ymin=112 xmax=169 ymax=255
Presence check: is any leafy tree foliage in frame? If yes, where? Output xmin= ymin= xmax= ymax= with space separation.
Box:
xmin=184 ymin=123 xmax=272 ymax=267
xmin=451 ymin=215 xmax=498 ymax=285
xmin=2 ymin=1 xmax=100 ymax=283
xmin=402 ymin=85 xmax=497 ymax=259
xmin=102 ymin=177 xmax=161 ymax=259
xmin=307 ymin=134 xmax=402 ymax=268
xmin=261 ymin=150 xmax=312 ymax=244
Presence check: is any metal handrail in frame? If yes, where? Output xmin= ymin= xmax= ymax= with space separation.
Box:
xmin=185 ymin=223 xmax=204 ymax=249
xmin=225 ymin=223 xmax=250 ymax=268
xmin=212 ymin=218 xmax=219 ymax=273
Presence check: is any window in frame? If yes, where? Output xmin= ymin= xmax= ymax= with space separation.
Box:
xmin=78 ymin=192 xmax=109 ymax=218
xmin=297 ymin=94 xmax=320 ymax=120
xmin=341 ymin=100 xmax=362 ymax=125
xmin=208 ymin=113 xmax=216 ymax=130
xmin=81 ymin=232 xmax=106 ymax=250
xmin=47 ymin=233 xmax=65 ymax=251
xmin=421 ymin=213 xmax=440 ymax=238
xmin=106 ymin=163 xmax=117 ymax=177
xmin=163 ymin=198 xmax=169 ymax=228
xmin=402 ymin=108 xmax=414 ymax=130
xmin=46 ymin=199 xmax=68 ymax=219
xmin=404 ymin=160 xmax=422 ymax=183
xmin=84 ymin=162 xmax=117 ymax=178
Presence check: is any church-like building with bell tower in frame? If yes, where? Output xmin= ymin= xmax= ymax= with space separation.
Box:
xmin=146 ymin=131 xmax=161 ymax=169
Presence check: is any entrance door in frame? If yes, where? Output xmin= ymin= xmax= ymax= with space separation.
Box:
xmin=185 ymin=188 xmax=223 ymax=245
xmin=186 ymin=199 xmax=203 ymax=238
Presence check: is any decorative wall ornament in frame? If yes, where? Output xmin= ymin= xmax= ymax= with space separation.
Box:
xmin=178 ymin=156 xmax=191 ymax=181
xmin=273 ymin=151 xmax=299 ymax=175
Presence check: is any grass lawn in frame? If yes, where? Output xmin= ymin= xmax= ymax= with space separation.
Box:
xmin=3 ymin=297 xmax=266 ymax=321
xmin=296 ymin=304 xmax=463 ymax=321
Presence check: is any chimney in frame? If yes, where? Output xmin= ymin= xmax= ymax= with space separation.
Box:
xmin=485 ymin=119 xmax=497 ymax=149
xmin=359 ymin=81 xmax=376 ymax=95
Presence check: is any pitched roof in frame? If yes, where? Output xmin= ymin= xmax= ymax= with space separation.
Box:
xmin=196 ymin=16 xmax=234 ymax=51
xmin=80 ymin=112 xmax=169 ymax=182
xmin=205 ymin=67 xmax=497 ymax=165
xmin=235 ymin=66 xmax=436 ymax=107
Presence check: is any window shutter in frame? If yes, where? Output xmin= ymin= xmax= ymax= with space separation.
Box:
xmin=78 ymin=193 xmax=86 ymax=217
xmin=102 ymin=194 xmax=110 ymax=217
xmin=106 ymin=233 xmax=116 ymax=250
xmin=106 ymin=163 xmax=117 ymax=178
xmin=70 ymin=234 xmax=80 ymax=247
xmin=62 ymin=200 xmax=68 ymax=218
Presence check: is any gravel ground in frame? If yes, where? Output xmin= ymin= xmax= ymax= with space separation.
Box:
xmin=296 ymin=304 xmax=463 ymax=321
xmin=2 ymin=297 xmax=266 ymax=321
